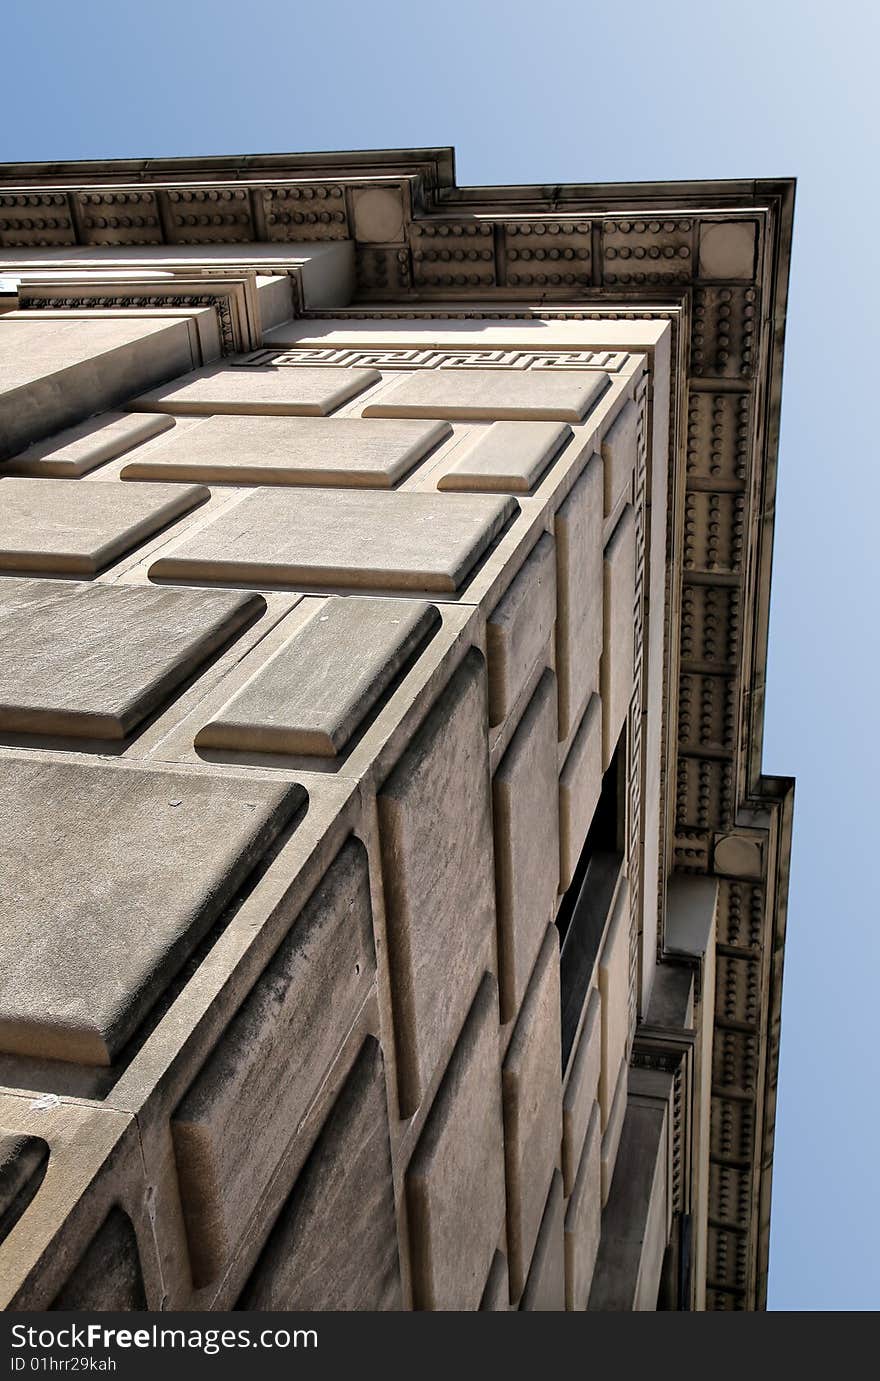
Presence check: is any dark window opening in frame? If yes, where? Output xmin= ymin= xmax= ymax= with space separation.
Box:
xmin=557 ymin=725 xmax=626 ymax=1069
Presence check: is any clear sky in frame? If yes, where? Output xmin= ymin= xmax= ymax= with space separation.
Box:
xmin=3 ymin=0 xmax=877 ymax=1311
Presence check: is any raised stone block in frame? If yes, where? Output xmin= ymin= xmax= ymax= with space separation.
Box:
xmin=502 ymin=928 xmax=563 ymax=1299
xmin=0 ymin=1135 xmax=49 ymax=1241
xmin=600 ymin=400 xmax=637 ymax=516
xmin=50 ymin=1209 xmax=146 ymax=1311
xmin=479 ymin=1251 xmax=509 ymax=1311
xmin=0 ymin=477 xmax=208 ymax=576
xmin=6 ymin=412 xmax=175 ymax=477
xmin=0 ymin=579 xmax=263 ymax=739
xmin=493 ymin=671 xmax=559 ymax=1021
xmin=150 ymin=488 xmax=516 ymax=594
xmin=558 ymin=694 xmax=602 ymax=892
xmin=562 ymin=988 xmax=601 ymax=1195
xmin=589 ymin=1096 xmax=670 ymax=1312
xmin=379 ymin=652 xmax=496 ymax=1112
xmin=554 ymin=455 xmax=603 ymax=740
xmin=172 ymin=839 xmax=376 ymax=1286
xmin=599 ymin=884 xmax=630 ymax=1127
xmin=564 ymin=1101 xmax=601 ymax=1310
xmin=363 ymin=369 xmax=610 ymax=422
xmin=520 ymin=1171 xmax=564 ymax=1311
xmin=437 ymin=421 xmax=571 ymax=493
xmin=406 ymin=976 xmax=506 ymax=1311
xmin=601 ymin=504 xmax=636 ymax=768
xmin=197 ymin=597 xmax=439 ymax=757
xmin=0 ymin=315 xmax=196 ymax=459
xmin=0 ymin=760 xmax=301 ymax=1064
xmin=131 ymin=364 xmax=380 ymax=416
xmin=121 ymin=415 xmax=451 ymax=488
xmin=486 ymin=533 xmax=555 ymax=727
xmin=239 ymin=1039 xmax=401 ymax=1310
xmin=601 ymin=1059 xmax=628 ymax=1204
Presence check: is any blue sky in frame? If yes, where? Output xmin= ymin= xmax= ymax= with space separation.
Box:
xmin=4 ymin=0 xmax=878 ymax=1311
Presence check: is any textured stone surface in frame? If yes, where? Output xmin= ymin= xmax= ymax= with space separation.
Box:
xmin=7 ymin=412 xmax=175 ymax=477
xmin=562 ymin=989 xmax=601 ymax=1196
xmin=599 ymin=886 xmax=630 ymax=1127
xmin=239 ymin=1039 xmax=401 ymax=1311
xmin=406 ymin=977 xmax=506 ymax=1311
xmin=565 ymin=1102 xmax=601 ymax=1310
xmin=378 ymin=652 xmax=496 ymax=1112
xmin=172 ymin=840 xmax=375 ymax=1286
xmin=437 ymin=421 xmax=571 ymax=492
xmin=131 ymin=364 xmax=380 ymax=416
xmin=493 ymin=672 xmax=559 ymax=1021
xmin=519 ymin=1171 xmax=565 ymax=1311
xmin=196 ymin=597 xmax=439 ymax=757
xmin=0 ymin=315 xmax=196 ymax=459
xmin=151 ymin=488 xmax=516 ymax=593
xmin=558 ymin=694 xmax=602 ymax=891
xmin=0 ymin=579 xmax=262 ymax=739
xmin=554 ymin=456 xmax=603 ymax=739
xmin=121 ymin=414 xmax=451 ymax=488
xmin=0 ymin=1135 xmax=49 ymax=1241
xmin=601 ymin=1059 xmax=628 ymax=1204
xmin=479 ymin=1251 xmax=509 ymax=1311
xmin=50 ymin=1209 xmax=146 ymax=1311
xmin=590 ymin=1100 xmax=669 ymax=1312
xmin=600 ymin=400 xmax=637 ymax=516
xmin=364 ymin=369 xmax=610 ymax=422
xmin=601 ymin=504 xmax=636 ymax=768
xmin=502 ymin=929 xmax=562 ymax=1298
xmin=486 ymin=533 xmax=555 ymax=727
xmin=0 ymin=477 xmax=208 ymax=575
xmin=0 ymin=760 xmax=301 ymax=1064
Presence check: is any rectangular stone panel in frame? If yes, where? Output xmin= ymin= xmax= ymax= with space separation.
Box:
xmin=601 ymin=504 xmax=636 ymax=768
xmin=0 ymin=1135 xmax=48 ymax=1241
xmin=0 ymin=579 xmax=263 ymax=739
xmin=599 ymin=884 xmax=630 ymax=1127
xmin=558 ymin=694 xmax=602 ymax=892
xmin=486 ymin=533 xmax=556 ymax=727
xmin=239 ymin=1038 xmax=401 ymax=1310
xmin=196 ymin=596 xmax=440 ymax=757
xmin=121 ymin=415 xmax=452 ymax=488
xmin=601 ymin=1059 xmax=628 ymax=1204
xmin=564 ymin=1101 xmax=601 ymax=1310
xmin=0 ymin=477 xmax=208 ymax=576
xmin=378 ymin=652 xmax=496 ymax=1112
xmin=6 ymin=412 xmax=175 ymax=477
xmin=150 ymin=488 xmax=517 ymax=594
xmin=520 ymin=1171 xmax=565 ymax=1311
xmin=437 ymin=421 xmax=572 ymax=493
xmin=172 ymin=839 xmax=376 ymax=1287
xmin=600 ymin=399 xmax=638 ymax=516
xmin=363 ymin=369 xmax=610 ymax=422
xmin=562 ymin=988 xmax=601 ymax=1196
xmin=0 ymin=316 xmax=196 ymax=459
xmin=493 ymin=671 xmax=560 ymax=1022
xmin=0 ymin=760 xmax=301 ymax=1064
xmin=479 ymin=1251 xmax=509 ymax=1311
xmin=406 ymin=976 xmax=506 ymax=1311
xmin=502 ymin=928 xmax=563 ymax=1299
xmin=554 ymin=455 xmax=603 ymax=740
xmin=131 ymin=364 xmax=381 ymax=416
xmin=50 ymin=1209 xmax=146 ymax=1311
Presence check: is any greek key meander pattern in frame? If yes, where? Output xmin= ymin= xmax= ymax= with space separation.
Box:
xmin=241 ymin=347 xmax=628 ymax=372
